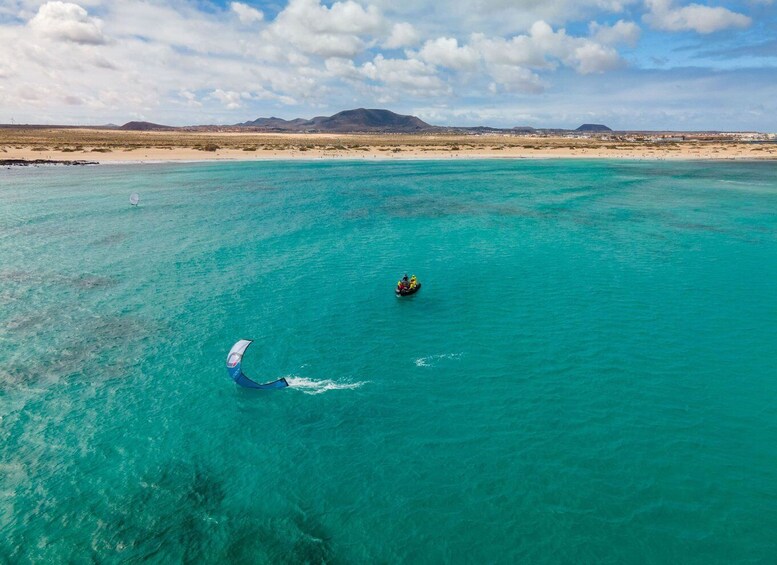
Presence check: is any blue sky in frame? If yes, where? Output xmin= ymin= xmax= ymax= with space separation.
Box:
xmin=0 ymin=0 xmax=775 ymax=130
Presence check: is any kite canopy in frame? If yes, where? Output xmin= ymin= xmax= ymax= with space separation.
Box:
xmin=226 ymin=339 xmax=289 ymax=390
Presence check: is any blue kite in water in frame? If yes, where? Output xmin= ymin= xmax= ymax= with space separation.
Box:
xmin=226 ymin=339 xmax=289 ymax=390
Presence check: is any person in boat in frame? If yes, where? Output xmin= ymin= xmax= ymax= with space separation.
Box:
xmin=397 ymin=280 xmax=404 ymax=292
xmin=402 ymin=274 xmax=409 ymax=286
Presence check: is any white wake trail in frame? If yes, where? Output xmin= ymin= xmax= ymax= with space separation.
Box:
xmin=414 ymin=353 xmax=463 ymax=367
xmin=284 ymin=376 xmax=367 ymax=395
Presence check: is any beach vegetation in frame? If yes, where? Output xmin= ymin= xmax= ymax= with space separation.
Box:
xmin=0 ymin=128 xmax=774 ymax=161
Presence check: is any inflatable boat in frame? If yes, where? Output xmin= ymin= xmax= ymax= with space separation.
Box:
xmin=396 ymin=282 xmax=421 ymax=297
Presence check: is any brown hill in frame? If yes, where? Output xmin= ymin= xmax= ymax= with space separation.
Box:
xmin=239 ymin=108 xmax=432 ymax=133
xmin=119 ymin=121 xmax=173 ymax=131
xmin=576 ymin=123 xmax=612 ymax=132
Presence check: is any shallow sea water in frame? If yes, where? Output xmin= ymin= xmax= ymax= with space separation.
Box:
xmin=1 ymin=159 xmax=776 ymax=563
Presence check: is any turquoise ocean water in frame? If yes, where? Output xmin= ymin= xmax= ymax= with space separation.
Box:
xmin=1 ymin=159 xmax=776 ymax=563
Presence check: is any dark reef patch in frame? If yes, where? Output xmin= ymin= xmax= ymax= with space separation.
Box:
xmin=0 ymin=269 xmax=119 ymax=291
xmin=71 ymin=275 xmax=118 ymax=289
xmin=1 ymin=313 xmax=155 ymax=391
xmin=93 ymin=232 xmax=128 ymax=246
xmin=91 ymin=460 xmax=335 ymax=563
xmin=95 ymin=461 xmax=227 ymax=562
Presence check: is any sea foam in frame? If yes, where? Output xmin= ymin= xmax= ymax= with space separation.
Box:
xmin=414 ymin=353 xmax=463 ymax=367
xmin=285 ymin=376 xmax=367 ymax=395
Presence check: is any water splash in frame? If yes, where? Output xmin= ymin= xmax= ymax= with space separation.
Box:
xmin=414 ymin=353 xmax=463 ymax=367
xmin=284 ymin=376 xmax=367 ymax=395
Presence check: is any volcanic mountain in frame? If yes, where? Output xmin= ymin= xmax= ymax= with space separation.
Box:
xmin=119 ymin=121 xmax=174 ymax=131
xmin=575 ymin=123 xmax=612 ymax=132
xmin=239 ymin=108 xmax=432 ymax=133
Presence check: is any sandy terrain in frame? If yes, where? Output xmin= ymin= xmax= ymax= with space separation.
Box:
xmin=1 ymin=128 xmax=775 ymax=163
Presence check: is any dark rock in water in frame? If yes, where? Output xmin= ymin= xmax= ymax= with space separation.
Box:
xmin=0 ymin=159 xmax=98 ymax=166
xmin=575 ymin=123 xmax=612 ymax=132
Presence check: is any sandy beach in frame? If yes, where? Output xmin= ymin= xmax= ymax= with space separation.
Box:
xmin=1 ymin=128 xmax=776 ymax=164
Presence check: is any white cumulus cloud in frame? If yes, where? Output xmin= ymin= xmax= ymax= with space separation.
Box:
xmin=589 ymin=19 xmax=641 ymax=46
xmin=211 ymin=89 xmax=248 ymax=109
xmin=361 ymin=54 xmax=449 ymax=96
xmin=572 ymin=42 xmax=622 ymax=74
xmin=230 ymin=2 xmax=263 ymax=24
xmin=325 ymin=57 xmax=362 ymax=79
xmin=644 ymin=0 xmax=751 ymax=34
xmin=370 ymin=0 xmax=642 ymax=35
xmin=487 ymin=65 xmax=546 ymax=94
xmin=28 ymin=1 xmax=106 ymax=45
xmin=384 ymin=22 xmax=420 ymax=48
xmin=419 ymin=37 xmax=479 ymax=70
xmin=0 ymin=0 xmax=768 ymax=129
xmin=265 ymin=0 xmax=384 ymax=57
xmin=468 ymin=21 xmax=624 ymax=82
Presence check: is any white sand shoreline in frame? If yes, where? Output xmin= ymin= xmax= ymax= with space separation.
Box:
xmin=3 ymin=129 xmax=775 ymax=164
xmin=6 ymin=152 xmax=777 ymax=166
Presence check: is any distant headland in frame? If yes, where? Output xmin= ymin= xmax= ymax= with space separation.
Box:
xmin=3 ymin=107 xmax=774 ymax=137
